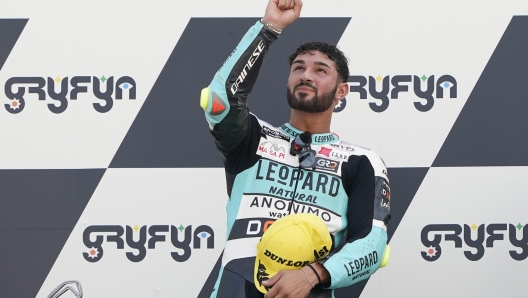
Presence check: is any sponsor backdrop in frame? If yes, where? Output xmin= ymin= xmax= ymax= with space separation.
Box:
xmin=1 ymin=0 xmax=527 ymax=297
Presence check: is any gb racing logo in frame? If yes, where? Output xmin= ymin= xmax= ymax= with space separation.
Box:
xmin=421 ymin=223 xmax=527 ymax=262
xmin=348 ymin=74 xmax=457 ymax=112
xmin=83 ymin=224 xmax=214 ymax=263
xmin=4 ymin=75 xmax=136 ymax=114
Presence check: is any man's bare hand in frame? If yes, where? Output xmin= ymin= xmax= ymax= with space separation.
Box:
xmin=263 ymin=0 xmax=303 ymax=30
xmin=262 ymin=269 xmax=312 ymax=298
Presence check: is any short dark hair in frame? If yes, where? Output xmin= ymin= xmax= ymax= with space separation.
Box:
xmin=288 ymin=41 xmax=350 ymax=83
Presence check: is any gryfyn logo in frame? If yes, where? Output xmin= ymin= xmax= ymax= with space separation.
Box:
xmin=83 ymin=224 xmax=214 ymax=263
xmin=421 ymin=222 xmax=527 ymax=262
xmin=0 ymin=20 xmax=136 ymax=114
xmin=347 ymin=74 xmax=457 ymax=112
xmin=4 ymin=75 xmax=136 ymax=114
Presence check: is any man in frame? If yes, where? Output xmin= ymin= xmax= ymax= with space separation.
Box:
xmin=200 ymin=0 xmax=391 ymax=297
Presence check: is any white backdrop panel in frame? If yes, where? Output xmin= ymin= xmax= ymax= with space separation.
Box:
xmin=36 ymin=168 xmax=227 ymax=298
xmin=362 ymin=166 xmax=528 ymax=297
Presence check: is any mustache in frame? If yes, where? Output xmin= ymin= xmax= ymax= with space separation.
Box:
xmin=294 ymin=81 xmax=317 ymax=91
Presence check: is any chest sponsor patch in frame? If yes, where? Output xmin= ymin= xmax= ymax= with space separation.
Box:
xmin=315 ymin=157 xmax=340 ymax=173
xmin=258 ymin=141 xmax=287 ymax=159
xmin=340 ymin=140 xmax=370 ymax=151
xmin=330 ymin=151 xmax=349 ymax=160
xmin=262 ymin=126 xmax=290 ymax=142
xmin=318 ymin=147 xmax=332 ymax=157
xmin=330 ymin=143 xmax=355 ymax=151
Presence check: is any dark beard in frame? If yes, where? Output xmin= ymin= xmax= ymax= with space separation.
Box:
xmin=287 ymin=81 xmax=338 ymax=113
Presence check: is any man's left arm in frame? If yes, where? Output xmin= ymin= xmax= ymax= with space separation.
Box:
xmin=263 ymin=154 xmax=391 ymax=295
xmin=317 ymin=154 xmax=391 ymax=289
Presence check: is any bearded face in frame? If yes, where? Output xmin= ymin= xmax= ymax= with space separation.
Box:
xmin=287 ymin=80 xmax=338 ymax=113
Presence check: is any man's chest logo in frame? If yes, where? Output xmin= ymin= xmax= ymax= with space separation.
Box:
xmin=258 ymin=141 xmax=287 ymax=159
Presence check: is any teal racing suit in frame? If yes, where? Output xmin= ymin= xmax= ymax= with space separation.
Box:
xmin=201 ymin=21 xmax=391 ymax=298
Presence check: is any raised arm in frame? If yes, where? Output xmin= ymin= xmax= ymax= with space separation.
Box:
xmin=201 ymin=0 xmax=303 ymax=155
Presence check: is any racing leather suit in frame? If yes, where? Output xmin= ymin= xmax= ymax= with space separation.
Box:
xmin=202 ymin=21 xmax=391 ymax=298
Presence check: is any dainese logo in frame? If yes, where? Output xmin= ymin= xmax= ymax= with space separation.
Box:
xmin=4 ymin=75 xmax=136 ymax=114
xmin=347 ymin=74 xmax=457 ymax=112
xmin=83 ymin=224 xmax=214 ymax=263
xmin=421 ymin=222 xmax=527 ymax=262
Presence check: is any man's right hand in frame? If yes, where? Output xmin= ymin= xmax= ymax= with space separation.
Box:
xmin=263 ymin=0 xmax=303 ymax=30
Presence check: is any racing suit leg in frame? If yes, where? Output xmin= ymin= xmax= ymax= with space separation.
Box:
xmin=209 ymin=268 xmax=264 ymax=298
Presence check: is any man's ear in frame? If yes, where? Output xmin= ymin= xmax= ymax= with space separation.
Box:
xmin=335 ymin=81 xmax=349 ymax=100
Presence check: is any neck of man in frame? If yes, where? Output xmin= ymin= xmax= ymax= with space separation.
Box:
xmin=288 ymin=108 xmax=333 ymax=134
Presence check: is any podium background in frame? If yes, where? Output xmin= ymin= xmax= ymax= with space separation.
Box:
xmin=1 ymin=1 xmax=527 ymax=297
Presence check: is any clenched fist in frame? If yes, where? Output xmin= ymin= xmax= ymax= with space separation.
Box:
xmin=263 ymin=0 xmax=303 ymax=30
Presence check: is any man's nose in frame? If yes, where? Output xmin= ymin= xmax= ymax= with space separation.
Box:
xmin=300 ymin=70 xmax=314 ymax=82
